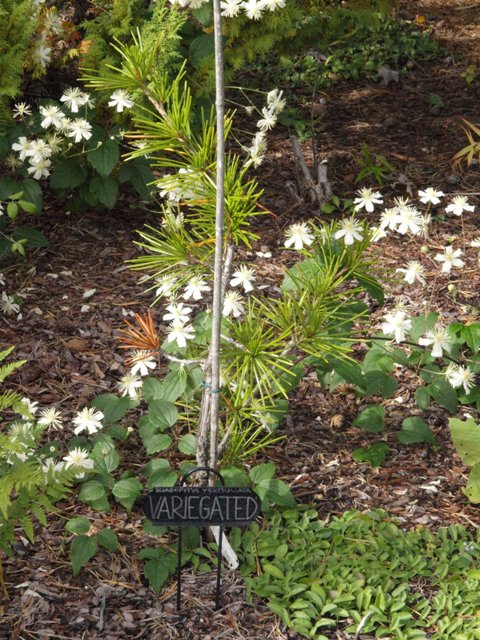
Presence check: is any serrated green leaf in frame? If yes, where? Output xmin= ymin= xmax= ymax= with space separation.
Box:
xmin=144 ymin=558 xmax=170 ymax=592
xmin=51 ymin=159 xmax=88 ymax=189
xmin=450 ymin=417 xmax=480 ymax=467
xmin=97 ymin=528 xmax=119 ymax=551
xmin=66 ymin=517 xmax=91 ymax=535
xmin=79 ymin=480 xmax=107 ymax=503
xmin=112 ymin=478 xmax=143 ymax=512
xmin=87 ymin=139 xmax=119 ymax=176
xmin=91 ymin=394 xmax=134 ymax=424
xmin=352 ymin=405 xmax=385 ymax=432
xmin=249 ymin=462 xmax=276 ymax=484
xmin=398 ymin=417 xmax=436 ymax=445
xmin=89 ymin=175 xmax=118 ymax=208
xmin=71 ymin=535 xmax=98 ymax=576
xmin=178 ymin=433 xmax=196 ymax=455
xmin=352 ymin=442 xmax=389 ymax=467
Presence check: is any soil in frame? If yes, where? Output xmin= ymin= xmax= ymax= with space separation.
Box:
xmin=1 ymin=1 xmax=480 ymax=638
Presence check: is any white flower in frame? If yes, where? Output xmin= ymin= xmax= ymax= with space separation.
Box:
xmin=353 ymin=187 xmax=383 ymax=213
xmin=60 ymin=87 xmax=87 ymax=113
xmin=108 ymin=89 xmax=134 ymax=113
xmin=396 ymin=261 xmax=426 ymax=285
xmin=445 ymin=196 xmax=475 ymax=216
xmin=266 ymin=88 xmax=286 ymax=114
xmin=284 ymin=222 xmax=314 ymax=250
xmin=117 ymin=373 xmax=143 ymax=399
xmin=39 ymin=105 xmax=64 ymax=129
xmin=334 ymin=218 xmax=364 ymax=245
xmin=396 ymin=206 xmax=423 ymax=235
xmin=223 ymin=290 xmax=245 ymax=318
xmin=21 ymin=397 xmax=39 ymax=415
xmin=63 ymin=448 xmax=94 ymax=471
xmin=13 ymin=103 xmax=32 ymax=119
xmin=37 ymin=407 xmax=63 ymax=429
xmin=257 ymin=106 xmax=277 ymax=132
xmin=67 ymin=118 xmax=92 ymax=143
xmin=221 ymin=0 xmax=243 ymax=17
xmin=12 ymin=136 xmax=31 ymax=161
xmin=27 ymin=158 xmax=52 ymax=180
xmin=1 ymin=292 xmax=20 ymax=315
xmin=155 ymin=274 xmax=177 ymax=298
xmin=33 ymin=43 xmax=51 ymax=69
xmin=242 ymin=0 xmax=265 ymax=19
xmin=26 ymin=138 xmax=52 ymax=163
xmin=230 ymin=265 xmax=255 ymax=292
xmin=470 ymin=238 xmax=480 ymax=248
xmin=166 ymin=320 xmax=195 ymax=348
xmin=263 ymin=0 xmax=285 ymax=10
xmin=182 ymin=276 xmax=211 ymax=301
xmin=379 ymin=207 xmax=399 ymax=231
xmin=370 ymin=226 xmax=387 ymax=242
xmin=418 ymin=187 xmax=444 ymax=205
xmin=434 ymin=246 xmax=464 ymax=273
xmin=73 ymin=407 xmax=105 ymax=435
xmin=446 ymin=365 xmax=475 ymax=394
xmin=381 ymin=310 xmax=411 ymax=343
xmin=130 ymin=351 xmax=157 ymax=377
xmin=163 ymin=302 xmax=192 ymax=324
xmin=419 ymin=326 xmax=451 ymax=358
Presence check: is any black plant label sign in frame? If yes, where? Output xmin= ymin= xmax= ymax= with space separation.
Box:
xmin=144 ymin=486 xmax=261 ymax=527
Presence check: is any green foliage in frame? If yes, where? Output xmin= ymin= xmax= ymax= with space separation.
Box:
xmin=241 ymin=13 xmax=438 ymax=100
xmin=355 ymin=144 xmax=395 ymax=186
xmin=236 ymin=508 xmax=480 ymax=639
xmin=0 ymin=0 xmax=38 ymax=128
xmin=0 ymin=348 xmax=80 ymax=558
xmin=81 ymin=0 xmax=186 ymax=86
xmin=69 ymin=523 xmax=119 ymax=576
xmin=449 ymin=418 xmax=480 ymax=504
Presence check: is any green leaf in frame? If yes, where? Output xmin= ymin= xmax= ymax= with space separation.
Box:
xmin=249 ymin=462 xmax=276 ymax=484
xmin=352 ymin=442 xmax=390 ymax=467
xmin=20 ymin=179 xmax=42 ymax=213
xmin=255 ymin=478 xmax=295 ymax=507
xmin=12 ymin=226 xmax=49 ymax=248
xmin=397 ymin=417 xmax=436 ymax=445
xmin=142 ymin=377 xmax=164 ymax=403
xmin=189 ymin=34 xmax=215 ymax=68
xmin=464 ymin=463 xmax=480 ymax=504
xmin=91 ymin=437 xmax=120 ymax=473
xmin=112 ymin=478 xmax=143 ymax=512
xmin=147 ymin=468 xmax=178 ymax=488
xmin=410 ymin=313 xmax=439 ymax=343
xmin=79 ymin=480 xmax=107 ymax=503
xmin=89 ymin=175 xmax=118 ymax=209
xmin=178 ymin=434 xmax=196 ymax=455
xmin=50 ymin=159 xmax=88 ymax=189
xmin=362 ymin=371 xmax=397 ymax=398
xmin=7 ymin=202 xmax=18 ymax=220
xmin=87 ymin=139 xmax=119 ymax=176
xmin=144 ymin=558 xmax=170 ymax=592
xmin=118 ymin=160 xmax=155 ymax=199
xmin=91 ymin=394 xmax=134 ymax=424
xmin=352 ymin=405 xmax=385 ymax=432
xmin=145 ymin=399 xmax=178 ymax=430
xmin=71 ymin=535 xmax=98 ymax=576
xmin=159 ymin=369 xmax=188 ymax=402
xmin=449 ymin=417 xmax=480 ymax=467
xmin=414 ymin=386 xmax=431 ymax=410
xmin=143 ymin=433 xmax=172 ymax=455
xmin=97 ymin=528 xmax=119 ymax=551
xmin=66 ymin=517 xmax=91 ymax=535
xmin=430 ymin=378 xmax=457 ymax=413
xmin=18 ymin=200 xmax=36 ymax=214
xmin=0 ymin=177 xmax=21 ymax=199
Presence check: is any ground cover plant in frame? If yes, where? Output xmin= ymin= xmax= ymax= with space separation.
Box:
xmin=2 ymin=0 xmax=480 ymax=638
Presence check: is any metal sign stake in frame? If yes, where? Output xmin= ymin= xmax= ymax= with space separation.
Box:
xmin=143 ymin=465 xmax=261 ymax=612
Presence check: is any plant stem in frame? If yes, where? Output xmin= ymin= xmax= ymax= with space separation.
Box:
xmin=208 ymin=0 xmax=226 ymax=472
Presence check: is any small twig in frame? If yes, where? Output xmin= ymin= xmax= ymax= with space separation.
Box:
xmin=354 ymin=610 xmax=374 ymax=639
